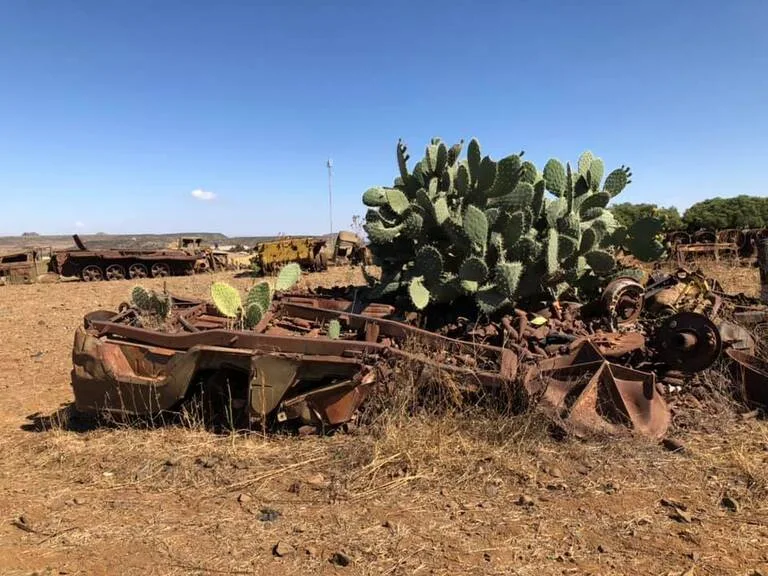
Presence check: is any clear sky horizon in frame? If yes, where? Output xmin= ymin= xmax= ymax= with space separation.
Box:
xmin=1 ymin=0 xmax=767 ymax=237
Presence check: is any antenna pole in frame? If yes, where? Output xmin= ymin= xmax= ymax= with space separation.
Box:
xmin=327 ymin=158 xmax=334 ymax=235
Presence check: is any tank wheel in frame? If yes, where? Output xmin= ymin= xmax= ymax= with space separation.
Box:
xmin=105 ymin=264 xmax=126 ymax=281
xmin=128 ymin=263 xmax=149 ymax=279
xmin=151 ymin=262 xmax=171 ymax=278
xmin=81 ymin=265 xmax=103 ymax=282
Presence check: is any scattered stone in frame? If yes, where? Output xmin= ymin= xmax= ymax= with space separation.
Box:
xmin=330 ymin=552 xmax=351 ymax=567
xmin=163 ymin=459 xmax=178 ymax=467
xmin=305 ymin=473 xmax=329 ymax=490
xmin=547 ymin=466 xmax=563 ymax=478
xmin=721 ymin=496 xmax=740 ymax=513
xmin=517 ymin=495 xmax=535 ymax=507
xmin=259 ymin=508 xmax=281 ymax=522
xmin=232 ymin=460 xmax=249 ymax=470
xmin=288 ymin=481 xmax=302 ymax=494
xmin=195 ymin=457 xmax=217 ymax=469
xmin=237 ymin=493 xmax=252 ymax=504
xmin=305 ymin=546 xmax=318 ymax=558
xmin=483 ymin=552 xmax=492 ymax=562
xmin=662 ymin=438 xmax=686 ymax=453
xmin=670 ymin=508 xmax=693 ymax=523
xmin=12 ymin=515 xmax=35 ymax=533
xmin=72 ymin=496 xmax=87 ymax=506
xmin=484 ymin=484 xmax=499 ymax=498
xmin=273 ymin=542 xmax=295 ymax=557
xmin=597 ymin=544 xmax=608 ymax=553
xmin=687 ymin=551 xmax=701 ymax=562
xmin=298 ymin=425 xmax=318 ymax=436
xmin=661 ymin=498 xmax=687 ymax=510
xmin=741 ymin=409 xmax=760 ymax=421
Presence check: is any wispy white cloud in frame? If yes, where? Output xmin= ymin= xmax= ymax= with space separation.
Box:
xmin=75 ymin=221 xmax=85 ymax=228
xmin=191 ymin=188 xmax=216 ymax=201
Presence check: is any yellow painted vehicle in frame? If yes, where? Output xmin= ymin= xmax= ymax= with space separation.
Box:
xmin=250 ymin=237 xmax=328 ymax=274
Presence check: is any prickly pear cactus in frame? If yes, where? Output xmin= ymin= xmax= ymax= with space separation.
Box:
xmin=211 ymin=282 xmax=242 ymax=318
xmin=246 ymin=281 xmax=272 ymax=314
xmin=244 ymin=303 xmax=263 ymax=328
xmin=327 ymin=319 xmax=341 ymax=340
xmin=362 ymin=137 xmax=645 ymax=313
xmin=131 ymin=286 xmax=151 ymax=311
xmin=149 ymin=292 xmax=172 ymax=319
xmin=275 ymin=263 xmax=301 ymax=292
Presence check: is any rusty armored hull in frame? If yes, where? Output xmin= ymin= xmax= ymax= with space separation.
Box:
xmin=0 ymin=249 xmax=49 ymax=285
xmin=71 ymin=292 xmax=674 ymax=439
xmin=50 ymin=235 xmax=200 ymax=281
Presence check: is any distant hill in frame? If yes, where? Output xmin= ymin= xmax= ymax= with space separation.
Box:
xmin=0 ymin=231 xmax=349 ymax=253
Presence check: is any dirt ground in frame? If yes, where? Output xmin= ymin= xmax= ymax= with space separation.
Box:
xmin=0 ymin=261 xmax=766 ymax=576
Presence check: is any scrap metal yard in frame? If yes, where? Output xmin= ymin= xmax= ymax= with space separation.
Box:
xmin=0 ymin=261 xmax=766 ymax=575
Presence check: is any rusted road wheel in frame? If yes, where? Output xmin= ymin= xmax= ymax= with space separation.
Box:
xmin=128 ymin=263 xmax=148 ymax=279
xmin=81 ymin=265 xmax=103 ymax=282
xmin=151 ymin=262 xmax=171 ymax=278
xmin=105 ymin=264 xmax=126 ymax=281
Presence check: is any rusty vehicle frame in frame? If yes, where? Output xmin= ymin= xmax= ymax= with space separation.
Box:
xmin=50 ymin=235 xmax=200 ymax=281
xmin=0 ymin=248 xmax=50 ymax=285
xmin=71 ymin=291 xmax=676 ymax=438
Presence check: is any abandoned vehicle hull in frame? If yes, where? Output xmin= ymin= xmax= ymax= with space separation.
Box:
xmin=0 ymin=250 xmax=48 ymax=284
xmin=70 ymin=293 xmax=677 ymax=439
xmin=50 ymin=251 xmax=198 ymax=281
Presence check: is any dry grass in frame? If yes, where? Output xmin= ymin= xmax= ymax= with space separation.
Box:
xmin=0 ymin=263 xmax=767 ymax=575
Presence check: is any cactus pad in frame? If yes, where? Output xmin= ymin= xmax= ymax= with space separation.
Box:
xmin=455 ymin=164 xmax=470 ymax=195
xmin=275 ymin=263 xmax=301 ymax=292
xmin=475 ymin=285 xmax=509 ymax=315
xmin=364 ymin=220 xmax=401 ymax=243
xmin=363 ymin=187 xmax=388 ymax=207
xmin=246 ymin=281 xmax=272 ymax=314
xmin=603 ymin=166 xmax=632 ymax=196
xmin=415 ymin=246 xmax=443 ymax=283
xmin=578 ymin=151 xmax=594 ymax=176
xmin=558 ymin=234 xmax=578 ymax=261
xmin=462 ymin=205 xmax=488 ymax=253
xmin=131 ymin=286 xmax=151 ymax=310
xmin=385 ymin=188 xmax=410 ymax=215
xmin=584 ymin=250 xmax=615 ymax=274
xmin=327 ymin=319 xmax=341 ymax=340
xmin=546 ymin=228 xmax=559 ymax=275
xmin=579 ymin=227 xmax=598 ymax=254
xmin=244 ymin=303 xmax=263 ymax=329
xmin=467 ymin=138 xmax=482 ymax=182
xmin=588 ymin=158 xmax=604 ymax=190
xmin=149 ymin=292 xmax=172 ymax=319
xmin=543 ymin=159 xmax=566 ymax=196
xmin=489 ymin=154 xmax=522 ymax=197
xmin=578 ymin=191 xmax=611 ymax=215
xmin=477 ymin=156 xmax=497 ymax=192
xmin=211 ymin=282 xmax=242 ymax=318
xmin=459 ymin=256 xmax=489 ymax=283
xmin=546 ymin=197 xmax=567 ymax=228
xmin=408 ymin=277 xmax=430 ymax=310
xmin=495 ymin=262 xmax=523 ymax=298
xmin=520 ymin=161 xmax=538 ymax=184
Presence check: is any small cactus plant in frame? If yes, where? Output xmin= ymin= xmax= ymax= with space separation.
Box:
xmin=209 ymin=263 xmax=301 ymax=329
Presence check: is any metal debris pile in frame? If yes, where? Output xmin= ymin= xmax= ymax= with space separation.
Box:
xmin=71 ymin=266 xmax=767 ymax=441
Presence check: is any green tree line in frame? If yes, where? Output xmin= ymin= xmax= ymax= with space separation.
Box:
xmin=610 ymin=195 xmax=768 ymax=231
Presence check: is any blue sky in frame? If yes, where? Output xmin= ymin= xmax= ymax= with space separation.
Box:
xmin=1 ymin=0 xmax=767 ymax=236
